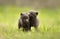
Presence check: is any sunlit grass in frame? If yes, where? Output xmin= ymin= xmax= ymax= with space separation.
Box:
xmin=0 ymin=6 xmax=60 ymax=39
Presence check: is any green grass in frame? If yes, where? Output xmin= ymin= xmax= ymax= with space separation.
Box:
xmin=0 ymin=6 xmax=60 ymax=39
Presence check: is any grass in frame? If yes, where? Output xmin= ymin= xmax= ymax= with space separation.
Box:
xmin=0 ymin=6 xmax=60 ymax=39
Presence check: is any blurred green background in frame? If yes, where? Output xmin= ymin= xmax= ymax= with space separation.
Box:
xmin=0 ymin=0 xmax=60 ymax=39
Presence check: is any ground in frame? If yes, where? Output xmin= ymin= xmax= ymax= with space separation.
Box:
xmin=0 ymin=6 xmax=60 ymax=39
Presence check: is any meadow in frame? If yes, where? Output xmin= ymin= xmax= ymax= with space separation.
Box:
xmin=0 ymin=6 xmax=60 ymax=39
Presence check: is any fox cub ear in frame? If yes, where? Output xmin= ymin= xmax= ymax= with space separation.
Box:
xmin=36 ymin=12 xmax=38 ymax=15
xmin=20 ymin=12 xmax=23 ymax=15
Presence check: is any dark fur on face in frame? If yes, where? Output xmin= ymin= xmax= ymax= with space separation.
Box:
xmin=21 ymin=12 xmax=29 ymax=23
xmin=29 ymin=10 xmax=38 ymax=18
